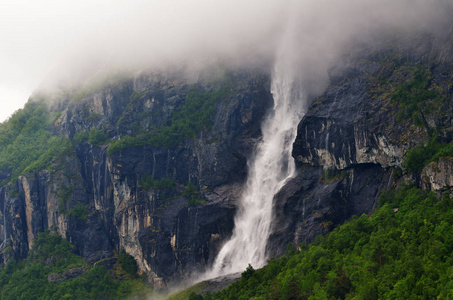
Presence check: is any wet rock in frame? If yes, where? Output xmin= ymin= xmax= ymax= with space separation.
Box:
xmin=268 ymin=164 xmax=388 ymax=257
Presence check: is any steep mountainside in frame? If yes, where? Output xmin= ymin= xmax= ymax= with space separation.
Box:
xmin=268 ymin=29 xmax=453 ymax=257
xmin=0 ymin=67 xmax=273 ymax=287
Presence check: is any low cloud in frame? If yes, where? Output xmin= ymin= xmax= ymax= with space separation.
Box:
xmin=1 ymin=0 xmax=451 ymax=118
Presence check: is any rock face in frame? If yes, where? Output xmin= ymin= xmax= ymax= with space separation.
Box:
xmin=422 ymin=158 xmax=453 ymax=192
xmin=268 ymin=29 xmax=453 ymax=257
xmin=0 ymin=67 xmax=273 ymax=286
xmin=48 ymin=267 xmax=86 ymax=283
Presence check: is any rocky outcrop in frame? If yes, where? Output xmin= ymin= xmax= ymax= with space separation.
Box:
xmin=422 ymin=157 xmax=453 ymax=191
xmin=47 ymin=267 xmax=87 ymax=283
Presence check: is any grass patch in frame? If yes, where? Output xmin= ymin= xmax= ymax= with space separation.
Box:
xmin=183 ymin=182 xmax=206 ymax=206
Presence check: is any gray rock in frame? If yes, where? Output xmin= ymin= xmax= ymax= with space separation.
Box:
xmin=270 ymin=27 xmax=453 ymax=257
xmin=47 ymin=267 xmax=86 ymax=283
xmin=422 ymin=157 xmax=453 ymax=192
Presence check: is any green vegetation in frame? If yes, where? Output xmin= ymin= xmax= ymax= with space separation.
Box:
xmin=0 ymin=231 xmax=152 ymax=300
xmin=391 ymin=68 xmax=443 ymax=126
xmin=107 ymin=135 xmax=142 ymax=155
xmin=139 ymin=176 xmax=176 ymax=190
xmin=0 ymin=101 xmax=71 ymax=184
xmin=138 ymin=176 xmax=206 ymax=205
xmin=183 ymin=182 xmax=205 ymax=206
xmin=387 ymin=66 xmax=453 ymax=174
xmin=321 ymin=169 xmax=347 ymax=183
xmin=403 ymin=140 xmax=453 ymax=173
xmin=71 ymin=128 xmax=109 ymax=146
xmin=30 ymin=230 xmax=85 ymax=269
xmin=72 ymin=128 xmax=110 ymax=146
xmin=88 ymin=128 xmax=110 ymax=146
xmin=186 ymin=184 xmax=453 ymax=299
xmin=119 ymin=249 xmax=138 ymax=276
xmin=58 ymin=185 xmax=74 ymax=213
xmin=72 ymin=131 xmax=89 ymax=144
xmin=86 ymin=113 xmax=102 ymax=122
xmin=68 ymin=204 xmax=88 ymax=220
xmin=108 ymin=82 xmax=231 ymax=155
xmin=115 ymin=90 xmax=149 ymax=128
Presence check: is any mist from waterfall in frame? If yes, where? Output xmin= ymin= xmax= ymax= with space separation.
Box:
xmin=202 ymin=12 xmax=310 ymax=279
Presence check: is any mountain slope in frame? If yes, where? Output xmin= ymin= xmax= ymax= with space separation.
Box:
xmin=0 ymin=22 xmax=452 ymax=295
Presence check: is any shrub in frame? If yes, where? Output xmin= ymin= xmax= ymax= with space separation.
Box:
xmin=86 ymin=113 xmax=101 ymax=122
xmin=107 ymin=135 xmax=146 ymax=155
xmin=403 ymin=141 xmax=453 ymax=173
xmin=119 ymin=249 xmax=138 ymax=276
xmin=139 ymin=176 xmax=176 ymax=190
xmin=391 ymin=68 xmax=442 ymax=126
xmin=69 ymin=204 xmax=88 ymax=220
xmin=183 ymin=182 xmax=206 ymax=206
xmin=73 ymin=131 xmax=89 ymax=144
xmin=88 ymin=128 xmax=109 ymax=146
xmin=189 ymin=292 xmax=204 ymax=300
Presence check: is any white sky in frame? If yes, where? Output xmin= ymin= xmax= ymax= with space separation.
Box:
xmin=0 ymin=0 xmax=151 ymax=121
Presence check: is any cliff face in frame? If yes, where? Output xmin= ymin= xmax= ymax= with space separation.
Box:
xmin=1 ymin=27 xmax=453 ymax=288
xmin=0 ymin=68 xmax=273 ymax=286
xmin=268 ymin=29 xmax=453 ymax=256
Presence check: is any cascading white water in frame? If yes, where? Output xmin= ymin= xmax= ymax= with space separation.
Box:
xmin=203 ymin=13 xmax=308 ymax=278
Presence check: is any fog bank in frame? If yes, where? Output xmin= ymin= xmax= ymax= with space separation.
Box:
xmin=1 ymin=0 xmax=451 ymax=120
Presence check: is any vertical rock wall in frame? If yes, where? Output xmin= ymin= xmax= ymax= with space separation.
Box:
xmin=0 ymin=69 xmax=273 ymax=286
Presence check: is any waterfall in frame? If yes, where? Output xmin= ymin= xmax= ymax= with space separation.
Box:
xmin=204 ymin=13 xmax=308 ymax=278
